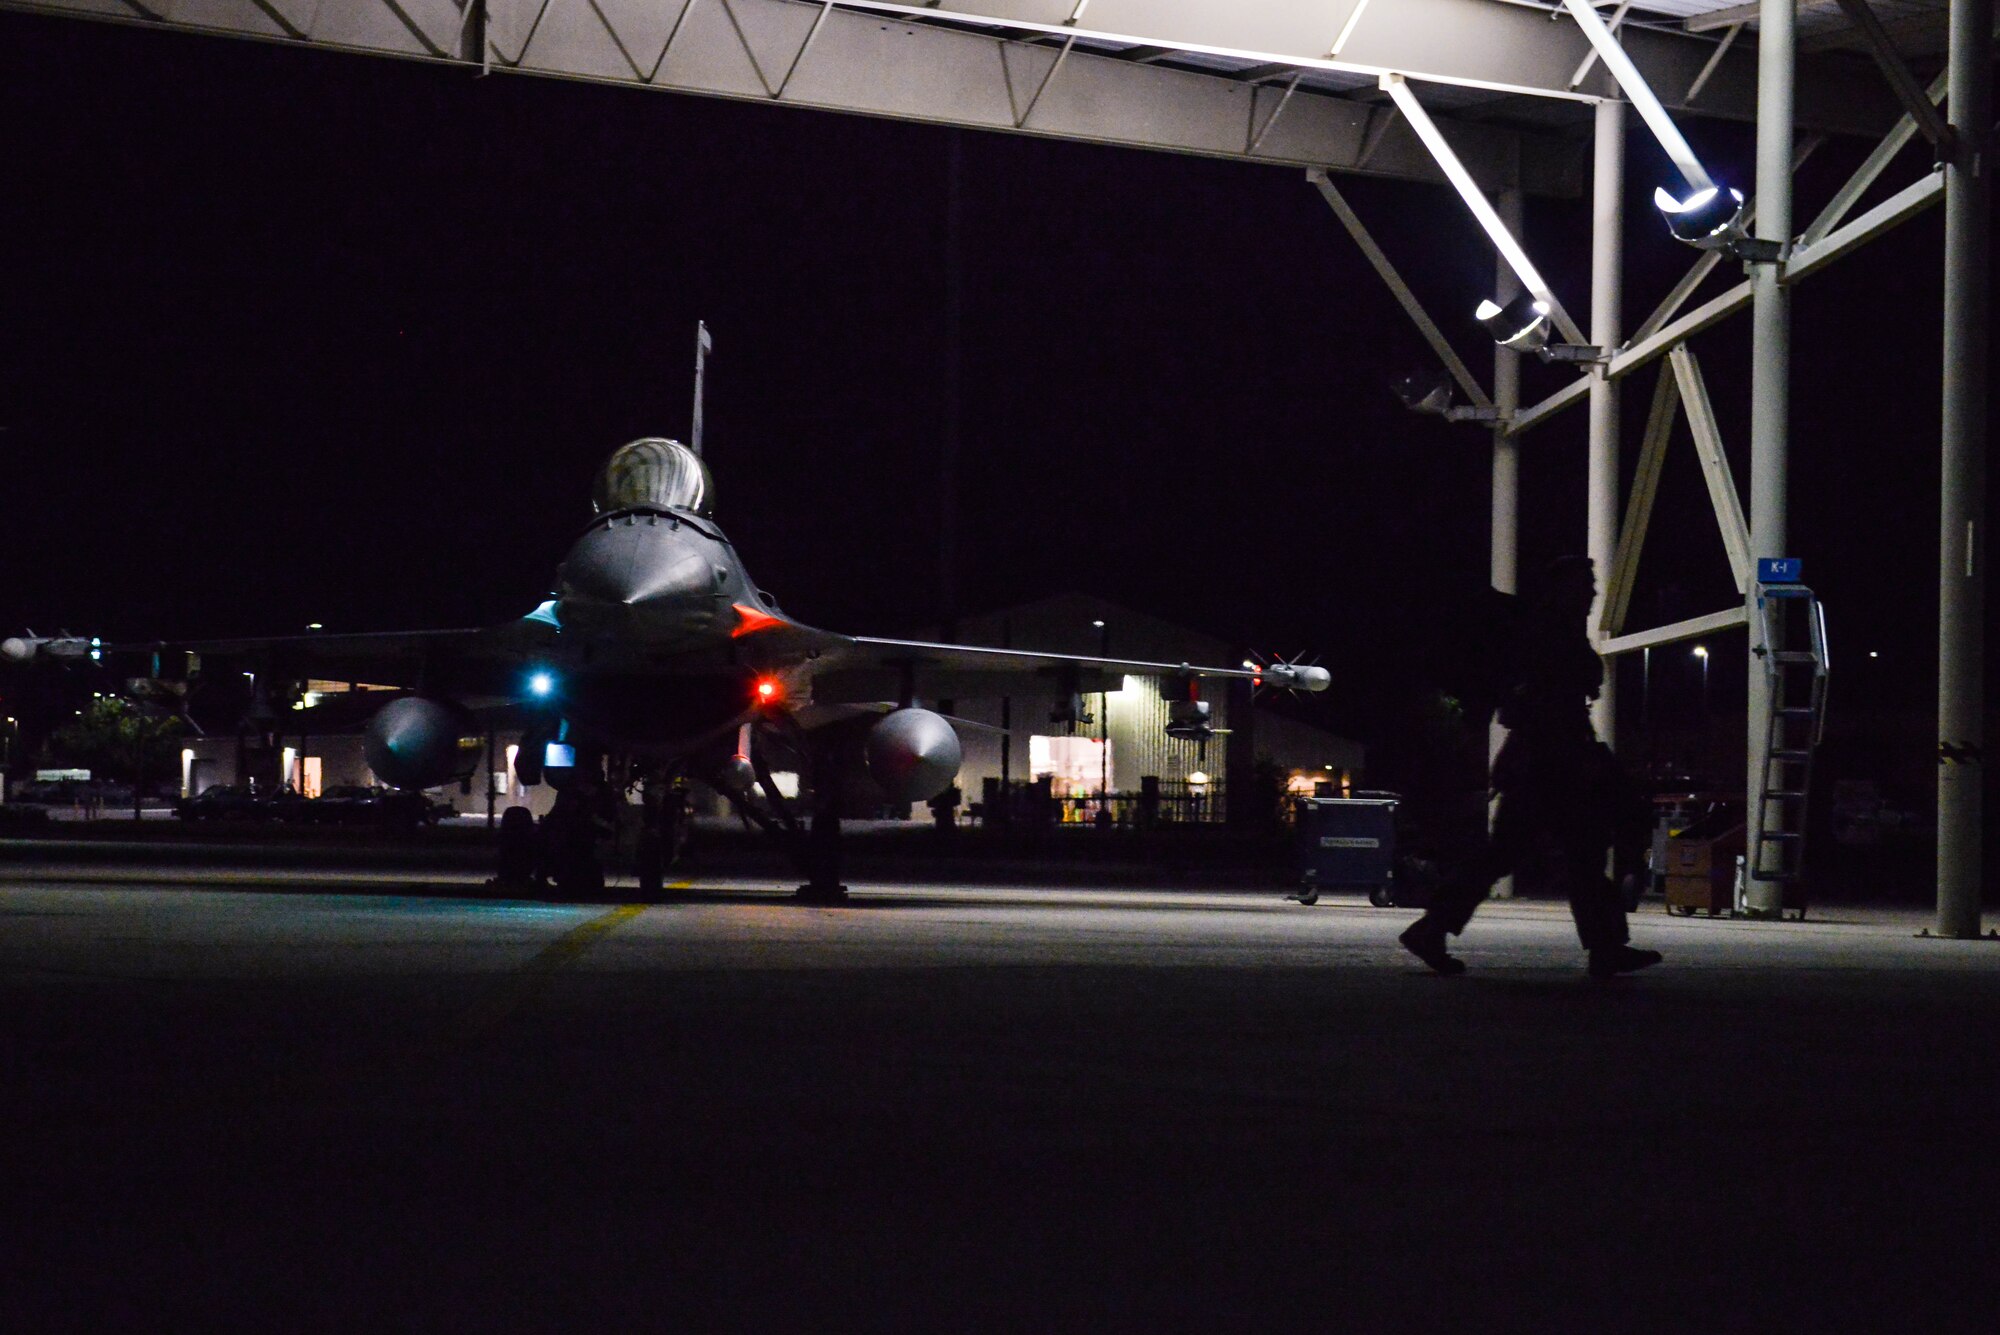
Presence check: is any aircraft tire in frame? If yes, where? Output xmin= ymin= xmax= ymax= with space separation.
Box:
xmin=636 ymin=834 xmax=666 ymax=902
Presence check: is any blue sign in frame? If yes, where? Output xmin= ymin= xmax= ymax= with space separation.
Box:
xmin=1758 ymin=557 xmax=1803 ymax=584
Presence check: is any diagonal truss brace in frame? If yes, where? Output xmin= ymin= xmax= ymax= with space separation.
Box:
xmin=1829 ymin=0 xmax=1955 ymax=153
xmin=1802 ymin=66 xmax=1950 ymax=246
xmin=1596 ymin=346 xmax=1751 ymax=648
xmin=1601 ymin=362 xmax=1681 ymax=639
xmin=718 ymin=0 xmax=835 ymax=98
xmin=1670 ymin=344 xmax=1753 ymax=594
xmin=1307 ymin=170 xmax=1491 ymax=411
xmin=1005 ymin=33 xmax=1079 ymax=128
xmin=1599 ymin=606 xmax=1748 ymax=659
xmin=1248 ymin=72 xmax=1307 ymax=155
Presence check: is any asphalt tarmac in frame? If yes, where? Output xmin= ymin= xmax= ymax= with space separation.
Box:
xmin=3 ymin=854 xmax=1995 ymax=1332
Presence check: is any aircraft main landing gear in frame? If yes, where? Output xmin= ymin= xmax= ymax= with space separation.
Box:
xmin=793 ymin=741 xmax=847 ymax=904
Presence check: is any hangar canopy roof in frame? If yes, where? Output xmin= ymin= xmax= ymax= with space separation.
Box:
xmin=5 ymin=0 xmax=1964 ymax=196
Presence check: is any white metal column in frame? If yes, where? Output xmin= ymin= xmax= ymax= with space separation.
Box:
xmin=1936 ymin=0 xmax=1991 ymax=937
xmin=1490 ymin=185 xmax=1523 ymax=899
xmin=1589 ymin=99 xmax=1624 ymax=750
xmin=1744 ymin=0 xmax=1795 ymax=914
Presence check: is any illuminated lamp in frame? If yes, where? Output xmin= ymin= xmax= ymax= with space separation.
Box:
xmin=1475 ymin=293 xmax=1551 ymax=353
xmin=1656 ymin=184 xmax=1747 ymax=250
xmin=753 ymin=677 xmax=784 ymax=707
xmin=527 ymin=671 xmax=556 ymax=699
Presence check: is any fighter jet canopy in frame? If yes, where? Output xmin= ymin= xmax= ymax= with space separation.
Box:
xmin=592 ymin=438 xmax=714 ymax=518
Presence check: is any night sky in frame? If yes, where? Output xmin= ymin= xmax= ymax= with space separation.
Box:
xmin=3 ymin=11 xmax=1991 ymax=762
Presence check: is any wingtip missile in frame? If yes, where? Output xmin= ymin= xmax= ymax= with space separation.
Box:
xmin=1261 ymin=662 xmax=1331 ymax=693
xmin=3 ymin=633 xmax=97 ymax=663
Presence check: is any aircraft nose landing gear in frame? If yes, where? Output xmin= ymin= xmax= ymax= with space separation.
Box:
xmin=636 ymin=774 xmax=689 ymax=902
xmin=542 ymin=749 xmax=611 ymax=900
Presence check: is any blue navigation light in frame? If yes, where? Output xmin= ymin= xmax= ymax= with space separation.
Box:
xmin=528 ymin=671 xmax=556 ymax=698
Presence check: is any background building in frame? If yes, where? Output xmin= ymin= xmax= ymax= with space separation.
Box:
xmin=941 ymin=594 xmax=1363 ymax=822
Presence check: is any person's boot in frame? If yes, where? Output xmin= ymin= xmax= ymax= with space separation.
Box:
xmin=1399 ymin=916 xmax=1466 ymax=976
xmin=1588 ymin=945 xmax=1663 ymax=981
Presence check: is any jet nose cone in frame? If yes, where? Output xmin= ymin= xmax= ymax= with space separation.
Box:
xmin=560 ymin=523 xmax=715 ymax=608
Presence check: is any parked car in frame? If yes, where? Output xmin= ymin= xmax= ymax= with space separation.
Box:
xmin=177 ymin=783 xmax=263 ymax=821
xmin=310 ymin=784 xmax=447 ymax=828
xmin=176 ymin=783 xmax=310 ymax=823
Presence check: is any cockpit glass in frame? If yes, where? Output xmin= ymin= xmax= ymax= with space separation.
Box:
xmin=591 ymin=438 xmax=714 ymax=517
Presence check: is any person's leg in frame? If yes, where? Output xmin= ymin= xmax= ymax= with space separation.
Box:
xmin=1562 ymin=833 xmax=1629 ymax=953
xmin=1558 ymin=818 xmax=1662 ymax=978
xmin=1400 ymin=790 xmax=1522 ymax=974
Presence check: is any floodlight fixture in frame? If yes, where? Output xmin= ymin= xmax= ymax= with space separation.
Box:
xmin=1555 ymin=1 xmax=1757 ymax=254
xmin=1475 ymin=293 xmax=1551 ymax=354
xmin=1378 ymin=73 xmax=1582 ymax=346
xmin=1391 ymin=369 xmax=1455 ymax=416
xmin=1655 ymin=182 xmax=1749 ymax=249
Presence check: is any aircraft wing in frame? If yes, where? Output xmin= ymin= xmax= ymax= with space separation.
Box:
xmin=10 ymin=616 xmax=563 ymax=692
xmin=807 ymin=637 xmax=1328 ymax=704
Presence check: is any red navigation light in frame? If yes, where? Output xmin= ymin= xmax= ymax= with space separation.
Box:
xmin=754 ymin=677 xmax=784 ymax=707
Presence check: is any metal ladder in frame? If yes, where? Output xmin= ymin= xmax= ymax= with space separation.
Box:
xmin=1750 ymin=581 xmax=1829 ymax=917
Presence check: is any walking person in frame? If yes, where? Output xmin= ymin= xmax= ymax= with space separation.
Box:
xmin=1399 ymin=556 xmax=1662 ymax=980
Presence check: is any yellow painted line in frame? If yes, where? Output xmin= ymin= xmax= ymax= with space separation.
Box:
xmin=448 ymin=900 xmax=654 ymax=1041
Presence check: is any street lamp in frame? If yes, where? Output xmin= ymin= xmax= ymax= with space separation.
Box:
xmin=1693 ymin=644 xmax=1710 ymax=716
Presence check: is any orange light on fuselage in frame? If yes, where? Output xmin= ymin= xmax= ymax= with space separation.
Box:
xmin=754 ymin=677 xmax=784 ymax=707
xmin=731 ymin=604 xmax=786 ymax=638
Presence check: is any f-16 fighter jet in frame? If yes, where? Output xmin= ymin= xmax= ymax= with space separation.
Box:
xmin=7 ymin=437 xmax=1326 ymax=899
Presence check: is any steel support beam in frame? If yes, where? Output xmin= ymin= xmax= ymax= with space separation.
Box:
xmin=1489 ymin=182 xmax=1522 ymax=900
xmin=1381 ymin=73 xmax=1588 ymax=346
xmin=1492 ymin=184 xmax=1522 ymax=600
xmin=0 ymin=0 xmax=1588 ymax=194
xmin=1601 ymin=366 xmax=1681 ymax=641
xmin=1783 ymin=169 xmax=1945 ymax=284
xmin=1669 ymin=346 xmax=1754 ymax=594
xmin=1744 ymin=0 xmax=1796 ymax=913
xmin=1306 ymin=171 xmax=1491 ymax=410
xmin=1829 ymin=0 xmax=1955 ymax=148
xmin=1803 ymin=68 xmax=1947 ymax=246
xmin=1600 ymin=606 xmax=1749 ymax=658
xmin=1936 ymin=0 xmax=1990 ymax=937
xmin=1587 ymin=98 xmax=1623 ymax=746
xmin=843 ymin=0 xmax=1899 ymax=132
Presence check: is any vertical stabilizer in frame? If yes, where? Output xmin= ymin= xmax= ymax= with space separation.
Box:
xmin=691 ymin=321 xmax=713 ymax=458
